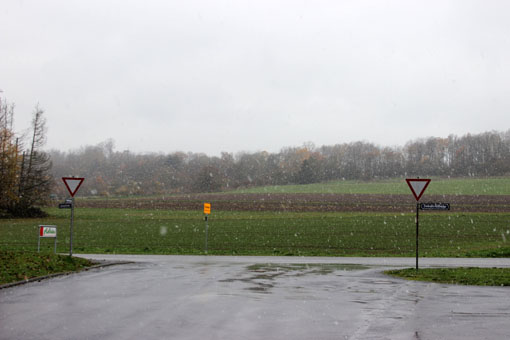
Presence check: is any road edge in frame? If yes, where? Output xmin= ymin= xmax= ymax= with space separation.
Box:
xmin=0 ymin=260 xmax=133 ymax=290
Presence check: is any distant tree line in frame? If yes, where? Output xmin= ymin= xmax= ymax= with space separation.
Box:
xmin=0 ymin=98 xmax=52 ymax=217
xmin=49 ymin=130 xmax=510 ymax=197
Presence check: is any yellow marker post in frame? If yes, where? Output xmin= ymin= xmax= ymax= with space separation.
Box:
xmin=204 ymin=203 xmax=211 ymax=253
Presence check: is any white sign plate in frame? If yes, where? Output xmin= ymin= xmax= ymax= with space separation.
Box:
xmin=406 ymin=178 xmax=431 ymax=201
xmin=40 ymin=225 xmax=57 ymax=238
xmin=62 ymin=177 xmax=85 ymax=197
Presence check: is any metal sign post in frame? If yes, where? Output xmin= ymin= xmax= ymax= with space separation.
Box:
xmin=416 ymin=202 xmax=451 ymax=270
xmin=205 ymin=214 xmax=209 ymax=254
xmin=204 ymin=203 xmax=211 ymax=254
xmin=61 ymin=177 xmax=84 ymax=257
xmin=406 ymin=179 xmax=452 ymax=271
xmin=406 ymin=178 xmax=431 ymax=271
xmin=415 ymin=203 xmax=419 ymax=271
xmin=70 ymin=197 xmax=75 ymax=256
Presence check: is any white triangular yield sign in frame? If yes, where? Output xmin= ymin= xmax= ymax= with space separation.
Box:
xmin=406 ymin=178 xmax=431 ymax=201
xmin=62 ymin=177 xmax=85 ymax=197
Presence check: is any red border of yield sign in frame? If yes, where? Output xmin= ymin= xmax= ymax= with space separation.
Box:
xmin=406 ymin=178 xmax=431 ymax=201
xmin=62 ymin=177 xmax=85 ymax=197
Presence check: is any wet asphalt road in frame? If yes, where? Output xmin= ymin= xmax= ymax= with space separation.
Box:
xmin=1 ymin=255 xmax=510 ymax=340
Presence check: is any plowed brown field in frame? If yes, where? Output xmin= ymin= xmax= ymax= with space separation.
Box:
xmin=79 ymin=193 xmax=510 ymax=213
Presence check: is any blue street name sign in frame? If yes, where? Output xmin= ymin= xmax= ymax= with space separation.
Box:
xmin=419 ymin=203 xmax=450 ymax=211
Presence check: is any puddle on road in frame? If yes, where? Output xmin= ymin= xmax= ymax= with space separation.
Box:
xmin=220 ymin=263 xmax=370 ymax=294
xmin=248 ymin=263 xmax=369 ymax=275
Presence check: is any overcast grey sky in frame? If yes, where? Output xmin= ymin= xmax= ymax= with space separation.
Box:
xmin=1 ymin=0 xmax=509 ymax=155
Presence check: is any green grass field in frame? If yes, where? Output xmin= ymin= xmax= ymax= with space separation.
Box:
xmin=2 ymin=177 xmax=509 ymax=257
xmin=230 ymin=177 xmax=510 ymax=195
xmin=1 ymin=207 xmax=509 ymax=257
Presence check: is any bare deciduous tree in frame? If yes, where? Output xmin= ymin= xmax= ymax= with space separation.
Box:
xmin=0 ymin=100 xmax=52 ymax=217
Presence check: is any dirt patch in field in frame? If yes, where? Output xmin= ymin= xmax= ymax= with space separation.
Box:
xmin=78 ymin=193 xmax=510 ymax=213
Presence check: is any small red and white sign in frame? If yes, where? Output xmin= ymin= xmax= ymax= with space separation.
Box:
xmin=39 ymin=225 xmax=57 ymax=238
xmin=406 ymin=178 xmax=431 ymax=201
xmin=62 ymin=177 xmax=85 ymax=197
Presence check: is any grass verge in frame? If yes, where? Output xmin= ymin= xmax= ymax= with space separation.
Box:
xmin=0 ymin=250 xmax=94 ymax=285
xmin=385 ymin=267 xmax=510 ymax=286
